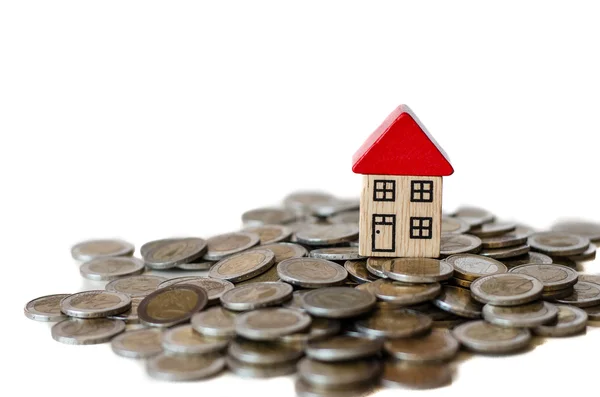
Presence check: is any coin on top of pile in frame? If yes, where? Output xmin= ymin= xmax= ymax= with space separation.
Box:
xmin=305 ymin=335 xmax=383 ymax=362
xmin=24 ymin=294 xmax=70 ymax=322
xmin=283 ymin=191 xmax=335 ymax=213
xmin=191 ymin=306 xmax=237 ymax=337
xmin=528 ymin=231 xmax=590 ymax=257
xmin=551 ymin=220 xmax=600 ymax=242
xmin=242 ymin=207 xmax=296 ymax=226
xmin=79 ymin=257 xmax=145 ymax=281
xmin=345 ymin=260 xmax=377 ymax=284
xmin=354 ymin=309 xmax=432 ymax=339
xmin=142 ymin=237 xmax=208 ymax=269
xmin=533 ymin=305 xmax=588 ymax=337
xmin=301 ymin=287 xmax=376 ymax=318
xmin=107 ymin=296 xmax=143 ymax=323
xmin=452 ymin=320 xmax=531 ymax=354
xmin=209 ymin=249 xmax=275 ymax=282
xmin=243 ymin=224 xmax=293 ymax=244
xmin=555 ymin=281 xmax=600 ymax=307
xmin=470 ymin=273 xmax=543 ymax=306
xmin=203 ymin=231 xmax=260 ymax=261
xmin=162 ymin=324 xmax=229 ymax=355
xmin=60 ymin=290 xmax=131 ymax=318
xmin=228 ymin=338 xmax=303 ymax=365
xmin=220 ymin=282 xmax=293 ymax=311
xmin=71 ymin=239 xmax=134 ymax=261
xmin=371 ymin=280 xmax=441 ymax=306
xmin=138 ymin=284 xmax=208 ymax=328
xmin=382 ymin=258 xmax=453 ymax=283
xmin=111 ymin=328 xmax=163 ymax=359
xmin=482 ymin=301 xmax=559 ymax=328
xmin=433 ymin=285 xmax=483 ymax=318
xmin=105 ymin=275 xmax=167 ymax=297
xmin=444 ymin=254 xmax=507 ymax=281
xmin=440 ymin=234 xmax=482 ymax=256
xmin=451 ymin=206 xmax=495 ymax=228
xmin=52 ymin=318 xmax=126 ymax=345
xmin=277 ymin=257 xmax=347 ymax=288
xmin=470 ymin=222 xmax=516 ymax=238
xmin=146 ymin=352 xmax=226 ymax=381
xmin=235 ymin=307 xmax=312 ymax=341
xmin=259 ymin=242 xmax=307 ymax=263
xmin=294 ymin=224 xmax=359 ymax=246
xmin=441 ymin=216 xmax=470 ymax=235
xmin=384 ymin=328 xmax=459 ymax=363
xmin=309 ymin=247 xmax=364 ymax=261
xmin=508 ymin=264 xmax=578 ymax=291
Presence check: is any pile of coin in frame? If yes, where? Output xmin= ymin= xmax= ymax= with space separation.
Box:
xmin=24 ymin=191 xmax=600 ymax=395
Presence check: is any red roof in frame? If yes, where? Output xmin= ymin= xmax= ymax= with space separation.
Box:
xmin=352 ymin=105 xmax=454 ymax=176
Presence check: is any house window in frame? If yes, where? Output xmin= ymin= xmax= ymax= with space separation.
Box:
xmin=411 ymin=180 xmax=433 ymax=203
xmin=373 ymin=180 xmax=395 ymax=202
xmin=410 ymin=217 xmax=433 ymax=239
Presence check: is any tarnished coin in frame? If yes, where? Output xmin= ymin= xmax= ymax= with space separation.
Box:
xmin=111 ymin=328 xmax=163 ymax=358
xmin=138 ymin=284 xmax=208 ymax=328
xmin=284 ymin=191 xmax=335 ymax=212
xmin=579 ymin=274 xmax=600 ymax=286
xmin=542 ymin=286 xmax=574 ymax=300
xmin=279 ymin=317 xmax=341 ymax=346
xmin=329 ymin=210 xmax=360 ymax=225
xmin=344 ymin=260 xmax=377 ymax=284
xmin=483 ymin=301 xmax=558 ymax=327
xmin=235 ymin=308 xmax=312 ymax=341
xmin=108 ymin=297 xmax=143 ymax=323
xmin=433 ymin=286 xmax=483 ymax=318
xmin=244 ymin=224 xmax=293 ymax=244
xmin=226 ymin=356 xmax=298 ymax=378
xmin=170 ymin=277 xmax=234 ymax=304
xmin=71 ymin=239 xmax=134 ymax=261
xmin=533 ymin=305 xmax=588 ymax=336
xmin=24 ymin=294 xmax=70 ymax=322
xmin=60 ymin=290 xmax=131 ymax=318
xmin=176 ymin=261 xmax=215 ymax=270
xmin=583 ymin=304 xmax=600 ymax=321
xmin=452 ymin=207 xmax=495 ymax=227
xmin=277 ymin=258 xmax=348 ymax=288
xmin=529 ymin=232 xmax=590 ymax=257
xmin=555 ymin=281 xmax=600 ymax=307
xmin=162 ymin=324 xmax=229 ymax=355
xmin=228 ymin=338 xmax=303 ymax=364
xmin=146 ymin=353 xmax=225 ymax=381
xmin=305 ymin=336 xmax=383 ymax=362
xmin=569 ymin=243 xmax=597 ymax=262
xmin=366 ymin=258 xmax=388 ymax=279
xmin=191 ymin=306 xmax=237 ymax=337
xmin=383 ymin=258 xmax=454 ymax=283
xmin=384 ymin=328 xmax=459 ymax=363
xmin=259 ymin=242 xmax=308 ymax=263
xmin=481 ymin=229 xmax=531 ymax=249
xmin=106 ymin=275 xmax=167 ymax=297
xmin=203 ymin=232 xmax=261 ymax=261
xmin=236 ymin=265 xmax=280 ymax=285
xmin=301 ymin=287 xmax=376 ymax=319
xmin=295 ymin=224 xmax=359 ymax=246
xmin=355 ymin=309 xmax=432 ymax=339
xmin=143 ymin=237 xmax=208 ymax=269
xmin=242 ymin=207 xmax=296 ymax=226
xmin=509 ymin=264 xmax=578 ymax=291
xmin=441 ymin=216 xmax=470 ymax=235
xmin=480 ymin=244 xmax=530 ymax=259
xmin=309 ymin=247 xmax=364 ymax=261
xmin=381 ymin=361 xmax=453 ymax=389
xmin=52 ymin=318 xmax=126 ymax=345
xmin=502 ymin=252 xmax=553 ymax=267
xmin=220 ymin=282 xmax=293 ymax=311
xmin=444 ymin=254 xmax=507 ymax=281
xmin=470 ymin=274 xmax=543 ymax=306
xmin=452 ymin=320 xmax=531 ymax=353
xmin=551 ymin=220 xmax=600 ymax=242
xmin=209 ymin=249 xmax=275 ymax=282
xmin=79 ymin=257 xmax=145 ymax=281
xmin=440 ymin=234 xmax=482 ymax=256
xmin=298 ymin=358 xmax=381 ymax=388
xmin=448 ymin=277 xmax=472 ymax=289
xmin=372 ymin=280 xmax=441 ymax=306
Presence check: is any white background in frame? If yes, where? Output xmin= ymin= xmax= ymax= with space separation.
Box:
xmin=2 ymin=1 xmax=600 ymax=396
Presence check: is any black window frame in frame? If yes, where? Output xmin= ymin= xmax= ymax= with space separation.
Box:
xmin=373 ymin=179 xmax=396 ymax=202
xmin=410 ymin=216 xmax=433 ymax=239
xmin=411 ymin=180 xmax=434 ymax=203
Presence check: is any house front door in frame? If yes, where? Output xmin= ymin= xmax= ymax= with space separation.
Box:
xmin=372 ymin=214 xmax=396 ymax=252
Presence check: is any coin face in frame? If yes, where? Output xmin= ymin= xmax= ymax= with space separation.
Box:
xmin=483 ymin=301 xmax=559 ymax=328
xmin=146 ymin=353 xmax=226 ymax=381
xmin=440 ymin=234 xmax=482 ymax=256
xmin=235 ymin=308 xmax=312 ymax=340
xmin=371 ymin=280 xmax=441 ymax=306
xmin=470 ymin=222 xmax=516 ymax=238
xmin=295 ymin=224 xmax=359 ymax=246
xmin=71 ymin=239 xmax=134 ymax=261
xmin=108 ymin=296 xmax=143 ymax=323
xmin=383 ymin=258 xmax=454 ymax=283
xmin=551 ymin=221 xmax=600 ymax=242
xmin=529 ymin=232 xmax=590 ymax=256
xmin=384 ymin=328 xmax=459 ymax=363
xmin=452 ymin=320 xmax=531 ymax=353
xmin=60 ymin=290 xmax=131 ymax=318
xmin=452 ymin=207 xmax=495 ymax=227
xmin=259 ymin=242 xmax=307 ymax=263
xmin=366 ymin=258 xmax=388 ymax=279
xmin=283 ymin=191 xmax=335 ymax=212
xmin=569 ymin=243 xmax=597 ymax=262
xmin=176 ymin=261 xmax=215 ymax=270
xmin=228 ymin=338 xmax=303 ymax=365
xmin=297 ymin=358 xmax=381 ymax=388
xmin=138 ymin=284 xmax=208 ymax=327
xmin=191 ymin=306 xmax=237 ymax=337
xmin=441 ymin=216 xmax=470 ymax=235
xmin=162 ymin=324 xmax=229 ymax=355
xmin=381 ymin=360 xmax=453 ymax=389
xmin=111 ymin=328 xmax=163 ymax=358
xmin=105 ymin=275 xmax=167 ymax=297
xmin=203 ymin=232 xmax=260 ymax=261
xmin=24 ymin=294 xmax=70 ymax=322
xmin=502 ymin=251 xmax=553 ymax=267
xmin=209 ymin=249 xmax=275 ymax=282
xmin=242 ymin=207 xmax=296 ymax=226
xmin=432 ymin=286 xmax=483 ymax=318
xmin=79 ymin=257 xmax=145 ymax=281
xmin=344 ymin=260 xmax=377 ymax=284
xmin=244 ymin=225 xmax=293 ymax=244
xmin=329 ymin=210 xmax=360 ymax=225
xmin=52 ymin=318 xmax=126 ymax=345
xmin=220 ymin=282 xmax=293 ymax=311
xmin=480 ymin=244 xmax=530 ymax=259
xmin=279 ymin=317 xmax=341 ymax=346
xmin=143 ymin=237 xmax=208 ymax=269
xmin=444 ymin=254 xmax=507 ymax=281
xmin=481 ymin=226 xmax=532 ymax=249
xmin=470 ymin=273 xmax=543 ymax=306
xmin=555 ymin=281 xmax=600 ymax=307
xmin=309 ymin=247 xmax=364 ymax=261
xmin=277 ymin=258 xmax=348 ymax=288
xmin=580 ymin=274 xmax=600 ymax=286
xmin=509 ymin=264 xmax=578 ymax=291
xmin=533 ymin=305 xmax=588 ymax=337
xmin=301 ymin=287 xmax=376 ymax=318
xmin=236 ymin=265 xmax=281 ymax=285
xmin=305 ymin=336 xmax=383 ymax=362
xmin=354 ymin=309 xmax=432 ymax=338
xmin=170 ymin=277 xmax=234 ymax=303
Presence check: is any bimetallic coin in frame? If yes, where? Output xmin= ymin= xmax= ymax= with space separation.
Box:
xmin=305 ymin=336 xmax=383 ymax=362
xmin=310 ymin=199 xmax=359 ymax=218
xmin=71 ymin=239 xmax=134 ymax=261
xmin=283 ymin=191 xmax=336 ymax=213
xmin=282 ymin=290 xmax=310 ymax=312
xmin=52 ymin=318 xmax=126 ymax=345
xmin=482 ymin=301 xmax=559 ymax=328
xmin=138 ymin=284 xmax=208 ymax=328
xmin=354 ymin=309 xmax=432 ymax=339
xmin=143 ymin=237 xmax=208 ymax=269
xmin=60 ymin=290 xmax=131 ymax=318
xmin=448 ymin=277 xmax=472 ymax=289
xmin=470 ymin=222 xmax=516 ymax=238
xmin=209 ymin=249 xmax=275 ymax=282
xmin=203 ymin=232 xmax=260 ymax=261
xmin=433 ymin=286 xmax=483 ymax=318
xmin=244 ymin=224 xmax=292 ymax=244
xmin=502 ymin=252 xmax=553 ymax=267
xmin=529 ymin=232 xmax=590 ymax=257
xmin=444 ymin=254 xmax=507 ymax=281
xmin=259 ymin=242 xmax=308 ymax=263
xmin=441 ymin=216 xmax=470 ymax=235
xmin=236 ymin=265 xmax=280 ymax=285
xmin=162 ymin=324 xmax=229 ymax=355
xmin=277 ymin=258 xmax=348 ymax=288
xmin=481 ymin=228 xmax=531 ymax=249
xmin=146 ymin=353 xmax=225 ymax=381
xmin=191 ymin=307 xmax=237 ymax=337
xmin=111 ymin=328 xmax=163 ymax=358
xmin=298 ymin=358 xmax=381 ymax=388
xmin=105 ymin=275 xmax=167 ymax=297
xmin=344 ymin=260 xmax=377 ymax=284
xmin=509 ymin=264 xmax=578 ymax=291
xmin=176 ymin=261 xmax=215 ymax=270
xmin=533 ymin=305 xmax=588 ymax=336
xmin=440 ymin=234 xmax=482 ymax=256
xmin=583 ymin=305 xmax=600 ymax=321
xmin=480 ymin=244 xmax=530 ymax=259
xmin=372 ymin=280 xmax=441 ymax=306
xmin=242 ymin=207 xmax=296 ymax=226
xmin=301 ymin=287 xmax=376 ymax=319
xmin=279 ymin=317 xmax=341 ymax=347
xmin=295 ymin=224 xmax=359 ymax=246
xmin=555 ymin=281 xmax=600 ymax=307
xmin=108 ymin=297 xmax=143 ymax=323
xmin=452 ymin=207 xmax=495 ymax=227
xmin=381 ymin=361 xmax=453 ymax=389
xmin=542 ymin=286 xmax=574 ymax=300
xmin=452 ymin=320 xmax=531 ymax=354
xmin=170 ymin=277 xmax=234 ymax=304
xmin=551 ymin=220 xmax=600 ymax=242
xmin=79 ymin=257 xmax=144 ymax=281
xmin=24 ymin=294 xmax=70 ymax=322
xmin=220 ymin=282 xmax=293 ymax=311
xmin=384 ymin=328 xmax=459 ymax=363
xmin=226 ymin=356 xmax=298 ymax=378
xmin=366 ymin=258 xmax=388 ymax=279
xmin=228 ymin=338 xmax=303 ymax=364
xmin=235 ymin=308 xmax=312 ymax=341
xmin=383 ymin=258 xmax=454 ymax=283
xmin=569 ymin=243 xmax=597 ymax=262
xmin=309 ymin=247 xmax=364 ymax=261
xmin=470 ymin=274 xmax=544 ymax=306
xmin=579 ymin=274 xmax=600 ymax=286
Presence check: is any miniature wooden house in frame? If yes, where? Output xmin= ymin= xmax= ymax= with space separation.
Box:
xmin=352 ymin=105 xmax=454 ymax=258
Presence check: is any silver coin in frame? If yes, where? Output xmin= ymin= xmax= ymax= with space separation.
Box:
xmin=176 ymin=261 xmax=215 ymax=270
xmin=310 ymin=199 xmax=359 ymax=218
xmin=146 ymin=352 xmax=225 ymax=381
xmin=579 ymin=274 xmax=600 ymax=286
xmin=502 ymin=252 xmax=553 ymax=267
xmin=235 ymin=308 xmax=312 ymax=341
xmin=301 ymin=287 xmax=376 ymax=319
xmin=344 ymin=260 xmax=377 ymax=284
xmin=52 ymin=318 xmax=126 ymax=345
xmin=555 ymin=281 xmax=600 ymax=307
xmin=482 ymin=301 xmax=558 ymax=328
xmin=371 ymin=280 xmax=441 ymax=306
xmin=481 ymin=226 xmax=532 ymax=249
xmin=365 ymin=258 xmax=388 ymax=279
xmin=111 ymin=328 xmax=163 ymax=358
xmin=171 ymin=277 xmax=234 ymax=304
xmin=470 ymin=273 xmax=544 ymax=306
xmin=162 ymin=324 xmax=229 ymax=355
xmin=284 ymin=191 xmax=336 ymax=213
xmin=209 ymin=249 xmax=275 ymax=282
xmin=329 ymin=210 xmax=360 ymax=225
xmin=226 ymin=356 xmax=298 ymax=378
xmin=24 ymin=294 xmax=70 ymax=322
xmin=106 ymin=275 xmax=167 ymax=297
xmin=384 ymin=328 xmax=459 ymax=362
xmin=79 ymin=257 xmax=145 ymax=281
xmin=452 ymin=207 xmax=495 ymax=227
xmin=354 ymin=309 xmax=432 ymax=338
xmin=480 ymin=244 xmax=530 ymax=259
xmin=381 ymin=360 xmax=453 ymax=389
xmin=143 ymin=237 xmax=208 ymax=269
xmin=509 ymin=264 xmax=579 ymax=291
xmin=305 ymin=336 xmax=383 ymax=362
xmin=220 ymin=282 xmax=293 ymax=311
xmin=551 ymin=220 xmax=600 ymax=242
xmin=533 ymin=305 xmax=588 ymax=336
xmin=470 ymin=222 xmax=516 ymax=238
xmin=244 ymin=224 xmax=293 ymax=245
xmin=452 ymin=320 xmax=531 ymax=353
xmin=529 ymin=232 xmax=590 ymax=257
xmin=295 ymin=224 xmax=359 ymax=246
xmin=309 ymin=247 xmax=364 ymax=261
xmin=441 ymin=216 xmax=470 ymax=235
xmin=108 ymin=296 xmax=143 ymax=323
xmin=203 ymin=232 xmax=261 ymax=261
xmin=282 ymin=290 xmax=310 ymax=312
xmin=259 ymin=242 xmax=308 ymax=263
xmin=228 ymin=338 xmax=303 ymax=364
xmin=60 ymin=290 xmax=131 ymax=318
xmin=569 ymin=243 xmax=597 ymax=262
xmin=445 ymin=254 xmax=507 ymax=281
xmin=242 ymin=207 xmax=296 ymax=226
xmin=298 ymin=358 xmax=381 ymax=388
xmin=432 ymin=286 xmax=483 ymax=318
xmin=191 ymin=306 xmax=237 ymax=337
xmin=71 ymin=239 xmax=134 ymax=262
xmin=158 ymin=276 xmax=204 ymax=289
xmin=383 ymin=258 xmax=454 ymax=283
xmin=440 ymin=234 xmax=482 ymax=256
xmin=277 ymin=258 xmax=348 ymax=288
xmin=279 ymin=317 xmax=341 ymax=347
xmin=582 ymin=304 xmax=600 ymax=321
